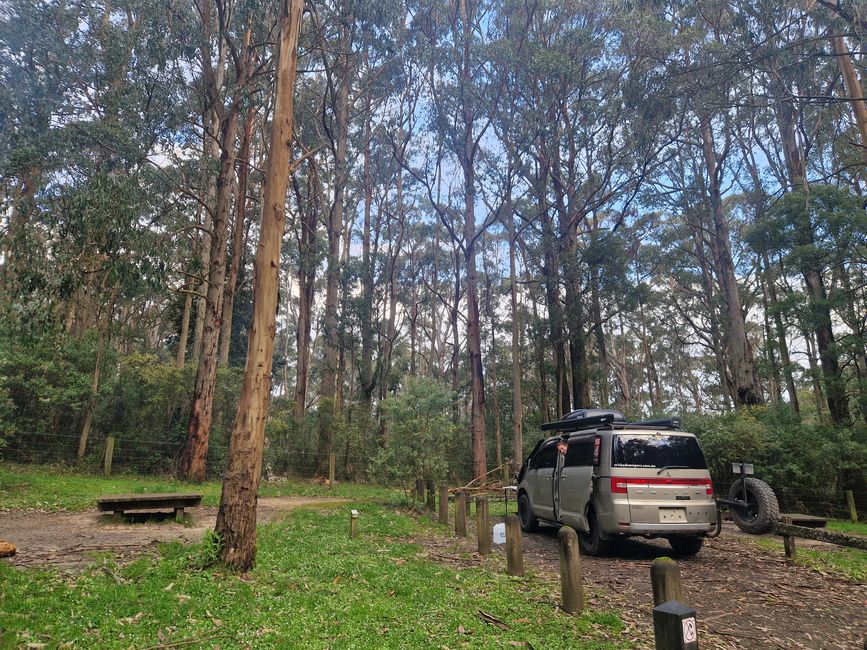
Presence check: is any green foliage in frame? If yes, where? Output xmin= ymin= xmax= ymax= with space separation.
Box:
xmin=369 ymin=379 xmax=461 ymax=495
xmin=686 ymin=406 xmax=867 ymax=516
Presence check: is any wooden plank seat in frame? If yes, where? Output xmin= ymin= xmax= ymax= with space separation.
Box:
xmin=778 ymin=513 xmax=828 ymax=528
xmin=97 ymin=493 xmax=203 ymax=519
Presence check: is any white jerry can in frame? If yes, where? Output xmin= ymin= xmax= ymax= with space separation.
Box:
xmin=492 ymin=522 xmax=506 ymax=545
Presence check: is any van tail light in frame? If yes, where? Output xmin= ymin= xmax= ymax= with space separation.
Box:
xmin=611 ymin=477 xmax=628 ymax=494
xmin=611 ymin=476 xmax=714 ymax=495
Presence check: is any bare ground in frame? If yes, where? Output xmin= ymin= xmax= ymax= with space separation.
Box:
xmin=0 ymin=496 xmax=346 ymax=570
xmin=419 ymin=518 xmax=867 ymax=650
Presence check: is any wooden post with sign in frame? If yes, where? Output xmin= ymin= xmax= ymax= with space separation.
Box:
xmin=104 ymin=436 xmax=115 ymax=476
xmin=653 ymin=600 xmax=699 ymax=650
xmin=455 ymin=492 xmax=467 ymax=537
xmin=350 ymin=509 xmax=359 ymax=538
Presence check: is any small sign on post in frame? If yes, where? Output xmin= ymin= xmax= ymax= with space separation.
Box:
xmin=653 ymin=600 xmax=699 ymax=650
xmin=350 ymin=509 xmax=359 ymax=539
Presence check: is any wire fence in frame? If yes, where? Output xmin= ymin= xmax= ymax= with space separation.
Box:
xmin=2 ymin=435 xmax=865 ymax=521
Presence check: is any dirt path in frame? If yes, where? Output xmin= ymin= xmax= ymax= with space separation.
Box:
xmin=0 ymin=496 xmax=346 ymax=570
xmin=422 ymin=519 xmax=867 ymax=649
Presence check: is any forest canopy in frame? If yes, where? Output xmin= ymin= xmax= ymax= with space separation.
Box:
xmin=1 ymin=0 xmax=866 ymax=510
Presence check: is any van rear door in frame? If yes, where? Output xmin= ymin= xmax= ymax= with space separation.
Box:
xmin=610 ymin=433 xmax=713 ymax=525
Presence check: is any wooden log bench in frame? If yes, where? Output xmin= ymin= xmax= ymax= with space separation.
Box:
xmin=97 ymin=493 xmax=203 ymax=520
xmin=778 ymin=513 xmax=828 ymax=528
xmin=776 ymin=516 xmax=867 ymax=561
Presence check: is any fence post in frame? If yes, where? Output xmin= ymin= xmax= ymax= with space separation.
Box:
xmin=505 ymin=514 xmax=523 ymax=577
xmin=557 ymin=526 xmax=584 ymax=614
xmin=426 ymin=480 xmax=436 ymax=511
xmin=328 ymin=452 xmax=336 ymax=489
xmin=103 ymin=436 xmax=115 ymax=476
xmin=781 ymin=515 xmax=796 ymax=562
xmin=455 ymin=491 xmax=467 ymax=537
xmin=650 ymin=558 xmax=684 ymax=607
xmin=846 ymin=490 xmax=859 ymax=523
xmin=439 ymin=486 xmax=449 ymax=524
xmin=476 ymin=497 xmax=491 ymax=555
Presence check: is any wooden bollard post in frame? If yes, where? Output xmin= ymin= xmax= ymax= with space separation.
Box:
xmin=104 ymin=436 xmax=115 ymax=476
xmin=439 ymin=486 xmax=449 ymax=524
xmin=781 ymin=515 xmax=796 ymax=562
xmin=505 ymin=514 xmax=523 ymax=577
xmin=455 ymin=492 xmax=467 ymax=537
xmin=350 ymin=509 xmax=359 ymax=538
xmin=650 ymin=558 xmax=684 ymax=607
xmin=653 ymin=600 xmax=698 ymax=649
xmin=476 ymin=497 xmax=491 ymax=555
xmin=558 ymin=526 xmax=584 ymax=614
xmin=846 ymin=490 xmax=859 ymax=523
xmin=328 ymin=452 xmax=336 ymax=489
xmin=426 ymin=480 xmax=436 ymax=511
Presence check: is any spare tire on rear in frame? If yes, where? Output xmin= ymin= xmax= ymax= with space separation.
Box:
xmin=727 ymin=478 xmax=779 ymax=534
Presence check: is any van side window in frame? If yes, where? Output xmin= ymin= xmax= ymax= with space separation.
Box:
xmin=565 ymin=435 xmax=595 ymax=467
xmin=535 ymin=443 xmax=558 ymax=469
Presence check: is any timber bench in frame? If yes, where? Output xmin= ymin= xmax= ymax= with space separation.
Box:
xmin=97 ymin=493 xmax=203 ymax=520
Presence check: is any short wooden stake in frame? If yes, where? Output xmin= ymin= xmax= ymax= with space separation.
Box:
xmin=846 ymin=489 xmax=859 ymax=523
xmin=505 ymin=514 xmax=523 ymax=577
xmin=350 ymin=509 xmax=359 ymax=539
xmin=650 ymin=558 xmax=684 ymax=607
xmin=328 ymin=452 xmax=336 ymax=489
xmin=558 ymin=526 xmax=584 ymax=614
xmin=104 ymin=436 xmax=115 ymax=476
xmin=476 ymin=497 xmax=491 ymax=555
xmin=779 ymin=515 xmax=796 ymax=561
xmin=653 ymin=599 xmax=699 ymax=649
xmin=439 ymin=486 xmax=449 ymax=524
xmin=455 ymin=492 xmax=467 ymax=537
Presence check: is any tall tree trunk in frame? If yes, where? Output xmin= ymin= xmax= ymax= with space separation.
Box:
xmin=700 ymin=119 xmax=762 ymax=407
xmin=508 ymin=205 xmax=523 ymax=467
xmin=215 ymin=0 xmax=303 ymax=569
xmin=219 ymin=102 xmax=256 ymax=366
xmin=831 ymin=31 xmax=867 ymax=165
xmin=176 ymin=290 xmax=193 ymax=368
xmin=293 ymin=165 xmax=318 ymax=419
xmin=179 ymin=102 xmax=242 ymax=481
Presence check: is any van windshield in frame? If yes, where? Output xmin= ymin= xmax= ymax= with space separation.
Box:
xmin=612 ymin=434 xmax=707 ymax=469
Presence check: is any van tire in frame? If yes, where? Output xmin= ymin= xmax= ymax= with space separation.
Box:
xmin=667 ymin=535 xmax=704 ymax=556
xmin=518 ymin=493 xmax=539 ymax=532
xmin=727 ymin=478 xmax=779 ymax=535
xmin=578 ymin=508 xmax=609 ymax=556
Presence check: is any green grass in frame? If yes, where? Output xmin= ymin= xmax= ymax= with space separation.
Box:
xmin=827 ymin=519 xmax=867 ymax=537
xmin=0 ymin=506 xmax=626 ymax=649
xmin=753 ymin=537 xmax=867 ymax=583
xmin=0 ymin=462 xmax=402 ymax=511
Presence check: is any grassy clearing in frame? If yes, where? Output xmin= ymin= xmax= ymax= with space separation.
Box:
xmin=826 ymin=519 xmax=867 ymax=537
xmin=0 ymin=462 xmax=401 ymax=511
xmin=753 ymin=537 xmax=867 ymax=583
xmin=0 ymin=505 xmax=626 ymax=649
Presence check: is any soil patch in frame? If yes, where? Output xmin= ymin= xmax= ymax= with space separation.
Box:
xmin=0 ymin=496 xmax=347 ymax=570
xmin=420 ymin=518 xmax=867 ymax=650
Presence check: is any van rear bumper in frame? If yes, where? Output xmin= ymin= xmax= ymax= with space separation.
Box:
xmin=622 ymin=522 xmax=714 ymax=535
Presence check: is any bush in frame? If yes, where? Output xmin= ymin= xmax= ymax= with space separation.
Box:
xmin=687 ymin=405 xmax=867 ymax=516
xmin=369 ymin=378 xmax=461 ymax=498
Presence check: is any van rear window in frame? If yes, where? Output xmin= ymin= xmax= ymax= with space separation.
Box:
xmin=612 ymin=434 xmax=707 ymax=469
